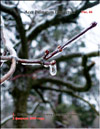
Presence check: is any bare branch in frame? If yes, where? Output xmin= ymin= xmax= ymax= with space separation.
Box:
xmin=35 ymin=89 xmax=56 ymax=113
xmin=43 ymin=22 xmax=97 ymax=60
xmin=56 ymin=51 xmax=99 ymax=63
xmin=27 ymin=102 xmax=42 ymax=115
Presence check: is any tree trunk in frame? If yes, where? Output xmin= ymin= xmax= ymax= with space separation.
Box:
xmin=12 ymin=78 xmax=31 ymax=128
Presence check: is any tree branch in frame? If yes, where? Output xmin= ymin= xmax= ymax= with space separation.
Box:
xmin=56 ymin=51 xmax=99 ymax=63
xmin=27 ymin=102 xmax=42 ymax=115
xmin=33 ymin=52 xmax=98 ymax=92
xmin=35 ymin=89 xmax=56 ymax=114
xmin=33 ymin=76 xmax=90 ymax=92
xmin=27 ymin=1 xmax=99 ymax=41
xmin=1 ymin=3 xmax=28 ymax=58
xmin=43 ymin=22 xmax=97 ymax=60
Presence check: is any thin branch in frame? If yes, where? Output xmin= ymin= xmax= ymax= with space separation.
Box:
xmin=56 ymin=51 xmax=99 ymax=63
xmin=43 ymin=22 xmax=97 ymax=60
xmin=27 ymin=102 xmax=42 ymax=115
xmin=35 ymin=89 xmax=56 ymax=114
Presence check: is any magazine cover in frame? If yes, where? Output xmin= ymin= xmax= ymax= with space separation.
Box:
xmin=0 ymin=0 xmax=100 ymax=128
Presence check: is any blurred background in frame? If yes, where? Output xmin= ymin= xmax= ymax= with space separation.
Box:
xmin=1 ymin=0 xmax=100 ymax=128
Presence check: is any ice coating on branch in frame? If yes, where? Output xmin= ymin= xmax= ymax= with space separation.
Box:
xmin=21 ymin=63 xmax=40 ymax=66
xmin=49 ymin=60 xmax=57 ymax=76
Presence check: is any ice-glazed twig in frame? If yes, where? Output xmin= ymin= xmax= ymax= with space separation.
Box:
xmin=43 ymin=22 xmax=97 ymax=60
xmin=0 ymin=56 xmax=55 ymax=66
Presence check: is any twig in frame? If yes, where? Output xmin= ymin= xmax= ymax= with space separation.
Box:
xmin=44 ymin=22 xmax=97 ymax=60
xmin=27 ymin=102 xmax=42 ymax=115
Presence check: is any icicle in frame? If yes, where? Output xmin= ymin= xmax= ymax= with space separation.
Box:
xmin=49 ymin=60 xmax=57 ymax=76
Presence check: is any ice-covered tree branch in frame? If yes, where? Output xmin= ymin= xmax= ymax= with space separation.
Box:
xmin=43 ymin=22 xmax=97 ymax=60
xmin=0 ymin=21 xmax=17 ymax=84
xmin=0 ymin=12 xmax=98 ymax=84
xmin=1 ymin=2 xmax=28 ymax=58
